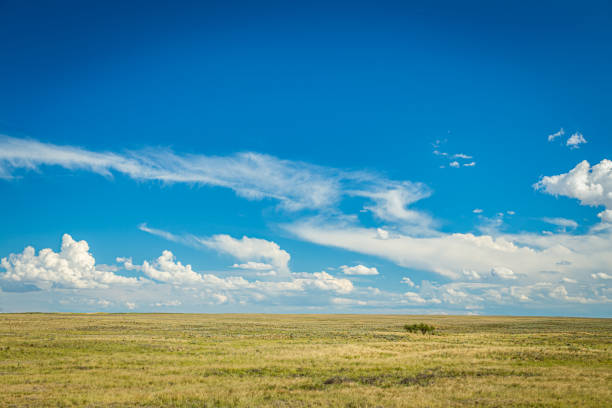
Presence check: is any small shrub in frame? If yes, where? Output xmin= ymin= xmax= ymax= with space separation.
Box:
xmin=404 ymin=323 xmax=435 ymax=334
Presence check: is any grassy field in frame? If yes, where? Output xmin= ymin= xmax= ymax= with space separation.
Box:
xmin=0 ymin=314 xmax=610 ymax=407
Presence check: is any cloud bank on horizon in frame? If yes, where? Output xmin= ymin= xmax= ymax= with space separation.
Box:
xmin=1 ymin=136 xmax=610 ymax=315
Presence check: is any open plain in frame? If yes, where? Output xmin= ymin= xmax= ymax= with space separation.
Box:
xmin=0 ymin=313 xmax=610 ymax=407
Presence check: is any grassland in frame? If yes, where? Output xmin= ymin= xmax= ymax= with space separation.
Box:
xmin=0 ymin=314 xmax=610 ymax=407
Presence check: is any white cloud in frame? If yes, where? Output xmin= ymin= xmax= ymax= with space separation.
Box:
xmin=120 ymin=248 xmax=353 ymax=297
xmin=255 ymin=270 xmax=277 ymax=277
xmin=154 ymin=300 xmax=181 ymax=307
xmin=472 ymin=208 xmax=483 ymax=214
xmin=340 ymin=264 xmax=379 ymax=275
xmin=402 ymin=291 xmax=442 ymax=304
xmin=286 ymin=218 xmax=612 ymax=284
xmin=507 ymin=210 xmax=515 ymax=215
xmin=490 ymin=266 xmax=517 ymax=280
xmin=591 ymin=272 xmax=612 ymax=280
xmin=198 ymin=234 xmax=291 ymax=274
xmin=547 ymin=128 xmax=565 ymax=142
xmin=376 ymin=228 xmax=390 ymax=240
xmin=566 ymin=132 xmax=587 ymax=149
xmin=232 ymin=262 xmax=274 ymax=271
xmin=299 ymin=271 xmax=354 ymax=294
xmin=212 ymin=293 xmax=228 ymax=304
xmin=137 ymin=225 xmax=293 ymax=276
xmin=125 ymin=302 xmax=137 ymax=310
xmin=561 ymin=277 xmax=577 ymax=284
xmin=462 ymin=269 xmax=481 ymax=280
xmin=0 ymin=136 xmax=340 ymax=211
xmin=138 ymin=224 xmax=186 ymax=244
xmin=133 ymin=226 xmax=355 ymax=296
xmin=597 ymin=210 xmax=612 ymax=223
xmin=0 ymin=136 xmax=441 ymax=219
xmin=353 ymin=181 xmax=434 ymax=231
xmin=331 ymin=297 xmax=367 ymax=306
xmin=548 ymin=285 xmax=598 ymax=304
xmin=1 ymin=234 xmax=140 ymax=289
xmin=542 ymin=217 xmax=578 ymax=229
xmin=432 ymin=141 xmax=474 ymax=168
xmin=403 ymin=292 xmax=427 ymax=304
xmin=401 ymin=277 xmax=415 ymax=287
xmin=119 ymin=250 xmax=204 ymax=285
xmin=535 ymin=159 xmax=612 ymax=223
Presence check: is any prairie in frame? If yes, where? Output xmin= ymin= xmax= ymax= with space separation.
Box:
xmin=0 ymin=313 xmax=610 ymax=407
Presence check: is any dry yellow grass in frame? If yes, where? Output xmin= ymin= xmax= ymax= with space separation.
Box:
xmin=0 ymin=313 xmax=610 ymax=407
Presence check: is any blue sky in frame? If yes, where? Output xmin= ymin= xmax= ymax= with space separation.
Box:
xmin=1 ymin=0 xmax=611 ymax=316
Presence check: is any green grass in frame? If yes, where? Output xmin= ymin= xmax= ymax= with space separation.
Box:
xmin=0 ymin=314 xmax=610 ymax=407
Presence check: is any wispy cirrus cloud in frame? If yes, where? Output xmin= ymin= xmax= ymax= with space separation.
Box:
xmin=0 ymin=136 xmax=340 ymax=211
xmin=547 ymin=128 xmax=565 ymax=142
xmin=542 ymin=217 xmax=578 ymax=230
xmin=0 ymin=136 xmax=433 ymax=231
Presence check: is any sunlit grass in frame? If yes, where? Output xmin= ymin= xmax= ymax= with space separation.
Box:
xmin=0 ymin=314 xmax=610 ymax=407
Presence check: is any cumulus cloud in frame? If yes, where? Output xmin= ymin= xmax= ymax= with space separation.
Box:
xmin=403 ymin=292 xmax=428 ymax=304
xmin=401 ymin=277 xmax=415 ymax=287
xmin=566 ymin=132 xmax=587 ymax=149
xmin=340 ymin=264 xmax=379 ymax=275
xmin=198 ymin=234 xmax=291 ymax=273
xmin=138 ymin=224 xmax=292 ymax=274
xmin=449 ymin=161 xmax=460 ymax=168
xmin=591 ymin=272 xmax=612 ymax=280
xmin=1 ymin=234 xmax=140 ymax=289
xmin=463 ymin=162 xmax=476 ymax=167
xmin=535 ymin=159 xmax=612 ymax=223
xmin=120 ymin=248 xmax=353 ymax=297
xmin=547 ymin=128 xmax=565 ymax=142
xmin=473 ymin=208 xmax=483 ymax=214
xmin=119 ymin=251 xmax=204 ymax=284
xmin=295 ymin=271 xmax=354 ymax=294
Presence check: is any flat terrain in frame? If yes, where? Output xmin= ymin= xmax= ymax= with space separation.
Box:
xmin=0 ymin=314 xmax=610 ymax=407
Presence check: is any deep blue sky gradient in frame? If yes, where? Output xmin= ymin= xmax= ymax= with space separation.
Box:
xmin=1 ymin=1 xmax=611 ymax=314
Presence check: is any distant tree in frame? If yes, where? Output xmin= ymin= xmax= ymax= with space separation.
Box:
xmin=403 ymin=323 xmax=435 ymax=334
